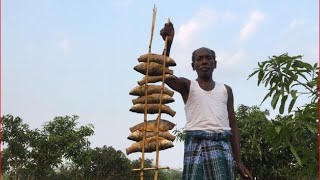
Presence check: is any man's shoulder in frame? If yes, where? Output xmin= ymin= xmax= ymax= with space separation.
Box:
xmin=221 ymin=84 xmax=233 ymax=94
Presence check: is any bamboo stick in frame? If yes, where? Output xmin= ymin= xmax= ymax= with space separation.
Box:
xmin=132 ymin=166 xmax=169 ymax=171
xmin=140 ymin=5 xmax=157 ymax=180
xmin=154 ymin=18 xmax=171 ymax=180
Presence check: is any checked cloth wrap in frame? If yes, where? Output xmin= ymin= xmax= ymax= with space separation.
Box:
xmin=182 ymin=130 xmax=236 ymax=180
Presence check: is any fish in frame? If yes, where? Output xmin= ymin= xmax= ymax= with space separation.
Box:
xmin=127 ymin=130 xmax=176 ymax=142
xmin=137 ymin=74 xmax=176 ymax=86
xmin=129 ymin=104 xmax=176 ymax=117
xmin=129 ymin=119 xmax=175 ymax=132
xmin=129 ymin=85 xmax=174 ymax=97
xmin=137 ymin=53 xmax=176 ymax=66
xmin=134 ymin=62 xmax=173 ymax=76
xmin=132 ymin=94 xmax=174 ymax=105
xmin=126 ymin=136 xmax=174 ymax=155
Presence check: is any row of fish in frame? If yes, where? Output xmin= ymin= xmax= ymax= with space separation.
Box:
xmin=126 ymin=119 xmax=176 ymax=155
xmin=126 ymin=54 xmax=177 ymax=155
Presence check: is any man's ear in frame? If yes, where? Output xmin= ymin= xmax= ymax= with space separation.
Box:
xmin=191 ymin=62 xmax=195 ymax=70
xmin=214 ymin=60 xmax=217 ymax=69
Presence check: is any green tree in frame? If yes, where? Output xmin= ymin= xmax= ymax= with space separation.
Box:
xmin=29 ymin=115 xmax=94 ymax=179
xmin=236 ymin=105 xmax=303 ymax=179
xmin=2 ymin=115 xmax=95 ymax=179
xmin=236 ymin=105 xmax=272 ymax=179
xmin=248 ymin=53 xmax=318 ymax=178
xmin=82 ymin=145 xmax=132 ymax=180
xmin=2 ymin=115 xmax=31 ymax=180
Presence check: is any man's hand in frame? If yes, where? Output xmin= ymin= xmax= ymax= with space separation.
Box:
xmin=160 ymin=22 xmax=174 ymax=43
xmin=237 ymin=163 xmax=253 ymax=180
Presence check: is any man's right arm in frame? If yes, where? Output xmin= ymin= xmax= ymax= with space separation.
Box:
xmin=160 ymin=22 xmax=190 ymax=102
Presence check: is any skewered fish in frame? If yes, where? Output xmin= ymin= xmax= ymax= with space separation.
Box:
xmin=132 ymin=94 xmax=174 ymax=105
xmin=128 ymin=130 xmax=176 ymax=142
xmin=137 ymin=74 xmax=176 ymax=86
xmin=129 ymin=85 xmax=174 ymax=97
xmin=129 ymin=119 xmax=175 ymax=132
xmin=126 ymin=137 xmax=174 ymax=155
xmin=130 ymin=104 xmax=176 ymax=117
xmin=137 ymin=53 xmax=176 ymax=66
xmin=134 ymin=62 xmax=173 ymax=76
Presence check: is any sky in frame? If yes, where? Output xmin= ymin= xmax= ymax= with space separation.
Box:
xmin=2 ymin=0 xmax=318 ymax=169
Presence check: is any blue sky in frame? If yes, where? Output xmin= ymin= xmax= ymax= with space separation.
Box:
xmin=3 ymin=0 xmax=318 ymax=169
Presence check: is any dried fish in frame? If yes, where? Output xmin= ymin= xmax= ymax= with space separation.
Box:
xmin=132 ymin=94 xmax=174 ymax=105
xmin=129 ymin=119 xmax=175 ymax=132
xmin=129 ymin=85 xmax=174 ymax=97
xmin=127 ymin=130 xmax=176 ymax=142
xmin=130 ymin=104 xmax=176 ymax=117
xmin=137 ymin=53 xmax=176 ymax=66
xmin=126 ymin=137 xmax=174 ymax=155
xmin=134 ymin=62 xmax=173 ymax=76
xmin=137 ymin=74 xmax=176 ymax=86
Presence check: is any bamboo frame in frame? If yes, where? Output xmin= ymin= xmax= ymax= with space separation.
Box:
xmin=131 ymin=6 xmax=173 ymax=180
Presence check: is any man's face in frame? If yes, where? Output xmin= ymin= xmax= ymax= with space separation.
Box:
xmin=192 ymin=48 xmax=216 ymax=79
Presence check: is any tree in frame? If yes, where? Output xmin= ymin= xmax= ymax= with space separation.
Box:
xmin=2 ymin=115 xmax=31 ymax=179
xmin=248 ymin=53 xmax=318 ymax=178
xmin=84 ymin=146 xmax=132 ymax=180
xmin=2 ymin=115 xmax=95 ymax=179
xmin=236 ymin=105 xmax=274 ymax=179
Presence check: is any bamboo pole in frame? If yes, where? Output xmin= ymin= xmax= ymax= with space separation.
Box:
xmin=154 ymin=18 xmax=171 ymax=180
xmin=139 ymin=5 xmax=157 ymax=180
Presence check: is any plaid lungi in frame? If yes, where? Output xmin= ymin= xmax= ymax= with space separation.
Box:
xmin=182 ymin=130 xmax=236 ymax=180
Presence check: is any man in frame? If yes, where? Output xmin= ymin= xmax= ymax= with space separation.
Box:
xmin=160 ymin=22 xmax=253 ymax=180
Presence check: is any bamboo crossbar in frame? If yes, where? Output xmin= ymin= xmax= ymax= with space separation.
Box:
xmin=132 ymin=166 xmax=169 ymax=171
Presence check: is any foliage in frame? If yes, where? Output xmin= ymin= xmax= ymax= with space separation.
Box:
xmin=248 ymin=53 xmax=318 ymax=178
xmin=236 ymin=105 xmax=274 ymax=179
xmin=172 ymin=128 xmax=185 ymax=142
xmin=248 ymin=53 xmax=317 ymax=114
xmin=2 ymin=115 xmax=31 ymax=179
xmin=2 ymin=115 xmax=95 ymax=179
xmin=1 ymin=115 xmax=182 ymax=179
xmin=84 ymin=146 xmax=132 ymax=180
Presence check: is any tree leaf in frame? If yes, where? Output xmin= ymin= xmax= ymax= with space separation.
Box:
xmin=305 ymin=123 xmax=317 ymax=134
xmin=279 ymin=95 xmax=288 ymax=114
xmin=271 ymin=91 xmax=281 ymax=109
xmin=288 ymin=98 xmax=297 ymax=113
xmin=260 ymin=91 xmax=272 ymax=105
xmin=290 ymin=90 xmax=297 ymax=99
xmin=247 ymin=69 xmax=260 ymax=79
xmin=258 ymin=70 xmax=265 ymax=86
xmin=287 ymin=139 xmax=302 ymax=166
xmin=275 ymin=126 xmax=281 ymax=134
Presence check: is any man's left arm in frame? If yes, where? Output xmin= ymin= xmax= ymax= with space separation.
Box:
xmin=225 ymin=85 xmax=252 ymax=180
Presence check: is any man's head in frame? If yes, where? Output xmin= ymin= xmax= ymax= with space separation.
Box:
xmin=191 ymin=47 xmax=217 ymax=79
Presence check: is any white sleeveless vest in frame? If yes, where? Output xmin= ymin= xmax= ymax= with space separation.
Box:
xmin=184 ymin=80 xmax=231 ymax=131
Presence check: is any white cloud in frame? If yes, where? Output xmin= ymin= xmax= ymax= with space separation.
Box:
xmin=239 ymin=10 xmax=265 ymax=41
xmin=175 ymin=7 xmax=215 ymax=48
xmin=218 ymin=50 xmax=245 ymax=67
xmin=289 ymin=18 xmax=308 ymax=29
xmin=58 ymin=39 xmax=71 ymax=53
